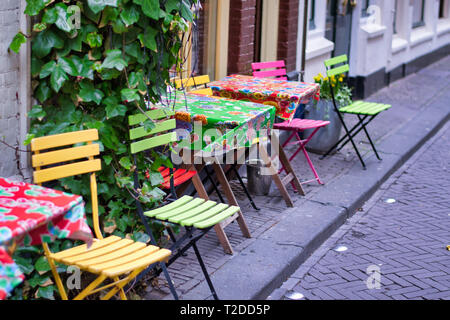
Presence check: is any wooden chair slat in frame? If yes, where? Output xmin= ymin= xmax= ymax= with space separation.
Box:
xmin=251 ymin=60 xmax=286 ymax=70
xmin=33 ymin=159 xmax=102 ymax=184
xmin=130 ymin=132 xmax=177 ymax=154
xmin=174 ymin=75 xmax=211 ymax=89
xmin=129 ymin=119 xmax=176 ymax=140
xmin=326 ymin=64 xmax=350 ymax=77
xmin=128 ymin=109 xmax=175 ymax=126
xmin=32 ymin=144 xmax=100 ymax=168
xmin=253 ymin=68 xmax=287 ymax=78
xmin=30 ymin=129 xmax=98 ymax=151
xmin=191 ymin=88 xmax=213 ymax=96
xmin=324 ymin=54 xmax=348 ymax=67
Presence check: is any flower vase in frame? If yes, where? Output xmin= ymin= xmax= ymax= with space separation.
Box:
xmin=302 ymin=100 xmax=343 ymax=154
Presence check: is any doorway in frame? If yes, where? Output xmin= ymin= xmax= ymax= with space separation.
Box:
xmin=325 ymin=0 xmax=354 ymax=58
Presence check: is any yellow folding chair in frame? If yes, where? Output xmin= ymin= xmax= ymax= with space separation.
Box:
xmin=173 ymin=74 xmax=213 ymax=96
xmin=30 ymin=129 xmax=177 ymax=300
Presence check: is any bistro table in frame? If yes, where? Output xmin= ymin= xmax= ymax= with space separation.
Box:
xmin=152 ymin=93 xmax=304 ymax=253
xmin=0 ymin=177 xmax=93 ymax=299
xmin=208 ymin=74 xmax=320 ymax=121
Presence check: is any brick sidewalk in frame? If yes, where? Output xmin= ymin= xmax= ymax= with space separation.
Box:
xmin=276 ymin=122 xmax=450 ymax=300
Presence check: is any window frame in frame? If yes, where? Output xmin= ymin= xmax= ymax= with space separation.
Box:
xmin=412 ymin=0 xmax=426 ymax=29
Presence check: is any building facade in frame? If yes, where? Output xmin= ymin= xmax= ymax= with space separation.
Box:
xmin=192 ymin=0 xmax=450 ymax=98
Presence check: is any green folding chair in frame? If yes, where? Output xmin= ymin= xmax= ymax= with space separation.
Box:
xmin=321 ymin=55 xmax=392 ymax=169
xmin=128 ymin=108 xmax=241 ymax=300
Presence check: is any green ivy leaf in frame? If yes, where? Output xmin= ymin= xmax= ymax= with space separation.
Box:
xmin=39 ymin=61 xmax=56 ymax=79
xmin=9 ymin=33 xmax=27 ymax=54
xmin=71 ymin=55 xmax=94 ymax=80
xmin=35 ymin=81 xmax=52 ymax=103
xmin=119 ymin=156 xmax=132 ymax=170
xmin=87 ymin=0 xmax=118 ymax=14
xmin=42 ymin=7 xmax=58 ymax=24
xmin=136 ymin=0 xmax=160 ymax=21
xmin=36 ymin=285 xmax=55 ymax=300
xmin=33 ymin=23 xmax=47 ymax=32
xmin=86 ymin=32 xmax=103 ymax=48
xmin=24 ymin=0 xmax=50 ymax=16
xmin=101 ymin=49 xmax=128 ymax=71
xmin=120 ymin=4 xmax=140 ymax=26
xmin=120 ymin=88 xmax=140 ymax=102
xmin=28 ymin=105 xmax=46 ymax=120
xmin=79 ymin=81 xmax=105 ymax=105
xmin=148 ymin=171 xmax=164 ymax=186
xmin=33 ymin=29 xmax=64 ymax=58
xmin=35 ymin=256 xmax=51 ymax=273
xmin=106 ymin=104 xmax=127 ymax=119
xmin=137 ymin=26 xmax=157 ymax=52
xmin=58 ymin=57 xmax=78 ymax=77
xmin=50 ymin=64 xmax=69 ymax=92
xmin=54 ymin=3 xmax=72 ymax=32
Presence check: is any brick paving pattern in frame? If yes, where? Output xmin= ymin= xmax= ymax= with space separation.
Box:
xmin=280 ymin=124 xmax=450 ymax=300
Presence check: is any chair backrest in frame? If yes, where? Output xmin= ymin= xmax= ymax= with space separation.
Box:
xmin=173 ymin=75 xmax=213 ymax=96
xmin=30 ymin=129 xmax=103 ymax=239
xmin=324 ymin=54 xmax=350 ymax=105
xmin=324 ymin=54 xmax=350 ymax=78
xmin=128 ymin=109 xmax=178 ymax=233
xmin=251 ymin=60 xmax=288 ymax=80
xmin=128 ymin=109 xmax=177 ymax=155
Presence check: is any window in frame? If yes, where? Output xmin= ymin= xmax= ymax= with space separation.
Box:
xmin=309 ymin=0 xmax=316 ymax=30
xmin=393 ymin=0 xmax=399 ymax=34
xmin=361 ymin=0 xmax=372 ymax=17
xmin=412 ymin=0 xmax=426 ymax=28
xmin=439 ymin=0 xmax=447 ymax=18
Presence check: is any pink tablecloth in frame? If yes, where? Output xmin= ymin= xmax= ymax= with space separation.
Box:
xmin=208 ymin=75 xmax=320 ymax=120
xmin=0 ymin=177 xmax=93 ymax=299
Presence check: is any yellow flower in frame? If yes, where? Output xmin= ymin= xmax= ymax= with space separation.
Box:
xmin=324 ymin=77 xmax=329 ymax=82
xmin=339 ymin=77 xmax=344 ymax=82
xmin=318 ymin=73 xmax=323 ymax=79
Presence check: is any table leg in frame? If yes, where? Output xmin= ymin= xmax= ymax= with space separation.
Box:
xmin=212 ymin=161 xmax=252 ymax=239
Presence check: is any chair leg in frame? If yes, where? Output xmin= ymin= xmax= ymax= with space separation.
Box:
xmin=297 ymin=132 xmax=324 ymax=185
xmin=322 ymin=111 xmax=367 ymax=169
xmin=230 ymin=164 xmax=260 ymax=211
xmin=358 ymin=114 xmax=382 ymax=161
xmin=192 ymin=241 xmax=219 ymax=300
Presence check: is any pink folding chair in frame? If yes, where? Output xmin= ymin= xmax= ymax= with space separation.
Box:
xmin=251 ymin=61 xmax=288 ymax=80
xmin=252 ymin=61 xmax=330 ymax=191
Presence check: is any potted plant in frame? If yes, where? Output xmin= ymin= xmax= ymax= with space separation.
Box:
xmin=302 ymin=73 xmax=352 ymax=154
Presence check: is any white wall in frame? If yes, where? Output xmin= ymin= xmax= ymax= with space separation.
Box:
xmin=298 ymin=0 xmax=450 ymax=81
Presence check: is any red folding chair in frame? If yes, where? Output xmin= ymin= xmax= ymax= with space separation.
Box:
xmin=252 ymin=61 xmax=330 ymax=191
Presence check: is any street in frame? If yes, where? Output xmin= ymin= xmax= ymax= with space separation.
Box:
xmin=277 ymin=122 xmax=450 ymax=300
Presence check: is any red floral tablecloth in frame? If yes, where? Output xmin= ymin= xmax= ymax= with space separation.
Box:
xmin=208 ymin=74 xmax=320 ymax=120
xmin=0 ymin=177 xmax=93 ymax=300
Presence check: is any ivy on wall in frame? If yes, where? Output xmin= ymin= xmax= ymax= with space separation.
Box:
xmin=9 ymin=0 xmax=198 ymax=299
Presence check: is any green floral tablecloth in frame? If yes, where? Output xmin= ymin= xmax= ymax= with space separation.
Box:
xmin=154 ymin=93 xmax=276 ymax=155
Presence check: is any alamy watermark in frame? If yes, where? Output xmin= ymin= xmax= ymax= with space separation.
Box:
xmin=170 ymin=121 xmax=281 ymax=174
xmin=365 ymin=265 xmax=381 ymax=290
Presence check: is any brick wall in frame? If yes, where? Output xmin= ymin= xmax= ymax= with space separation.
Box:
xmin=227 ymin=0 xmax=257 ymax=75
xmin=277 ymin=0 xmax=299 ymax=72
xmin=0 ymin=0 xmax=21 ymax=178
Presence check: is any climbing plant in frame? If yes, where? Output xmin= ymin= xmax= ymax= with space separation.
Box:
xmin=9 ymin=0 xmax=199 ymax=299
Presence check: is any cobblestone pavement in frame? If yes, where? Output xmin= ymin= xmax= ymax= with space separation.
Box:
xmin=277 ymin=122 xmax=450 ymax=300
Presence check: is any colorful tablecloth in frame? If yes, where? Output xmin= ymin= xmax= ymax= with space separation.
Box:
xmin=0 ymin=177 xmax=93 ymax=300
xmin=155 ymin=93 xmax=276 ymax=155
xmin=208 ymin=74 xmax=320 ymax=121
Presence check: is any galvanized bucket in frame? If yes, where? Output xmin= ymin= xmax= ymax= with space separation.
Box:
xmin=246 ymin=159 xmax=272 ymax=196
